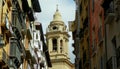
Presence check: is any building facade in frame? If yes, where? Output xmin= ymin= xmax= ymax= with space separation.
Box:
xmin=69 ymin=0 xmax=90 ymax=69
xmin=0 ymin=0 xmax=51 ymax=69
xmin=102 ymin=0 xmax=120 ymax=69
xmin=89 ymin=0 xmax=105 ymax=69
xmin=70 ymin=0 xmax=120 ymax=69
xmin=45 ymin=7 xmax=74 ymax=69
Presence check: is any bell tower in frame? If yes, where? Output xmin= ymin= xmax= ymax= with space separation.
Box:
xmin=45 ymin=5 xmax=74 ymax=69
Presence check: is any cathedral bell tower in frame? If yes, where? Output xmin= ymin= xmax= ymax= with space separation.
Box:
xmin=45 ymin=5 xmax=74 ymax=69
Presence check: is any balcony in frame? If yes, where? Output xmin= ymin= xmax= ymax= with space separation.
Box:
xmin=8 ymin=58 xmax=17 ymax=69
xmin=26 ymin=24 xmax=32 ymax=40
xmin=25 ymin=43 xmax=33 ymax=59
xmin=25 ymin=42 xmax=37 ymax=64
xmin=36 ymin=50 xmax=42 ymax=60
xmin=0 ymin=48 xmax=7 ymax=65
xmin=9 ymin=37 xmax=21 ymax=64
xmin=34 ymin=40 xmax=41 ymax=51
xmin=9 ymin=37 xmax=27 ymax=68
xmin=31 ymin=52 xmax=37 ymax=64
xmin=12 ymin=26 xmax=22 ymax=40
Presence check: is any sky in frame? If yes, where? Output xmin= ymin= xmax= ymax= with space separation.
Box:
xmin=35 ymin=0 xmax=76 ymax=63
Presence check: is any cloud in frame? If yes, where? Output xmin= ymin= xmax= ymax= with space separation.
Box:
xmin=36 ymin=0 xmax=75 ymax=63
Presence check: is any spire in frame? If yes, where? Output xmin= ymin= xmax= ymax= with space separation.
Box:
xmin=56 ymin=4 xmax=58 ymax=11
xmin=53 ymin=4 xmax=62 ymax=21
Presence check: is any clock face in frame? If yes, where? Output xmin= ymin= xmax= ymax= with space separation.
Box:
xmin=53 ymin=26 xmax=58 ymax=30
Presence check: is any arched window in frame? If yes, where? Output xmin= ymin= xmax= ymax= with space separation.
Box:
xmin=52 ymin=39 xmax=57 ymax=51
xmin=60 ymin=40 xmax=63 ymax=46
xmin=60 ymin=40 xmax=63 ymax=53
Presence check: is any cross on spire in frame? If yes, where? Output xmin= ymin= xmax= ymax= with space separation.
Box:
xmin=56 ymin=4 xmax=58 ymax=11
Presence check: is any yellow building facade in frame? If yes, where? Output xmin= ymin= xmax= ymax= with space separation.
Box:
xmin=46 ymin=7 xmax=74 ymax=69
xmin=0 ymin=0 xmax=52 ymax=69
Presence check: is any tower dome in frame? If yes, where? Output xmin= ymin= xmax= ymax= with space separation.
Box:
xmin=50 ymin=5 xmax=64 ymax=25
xmin=53 ymin=7 xmax=62 ymax=21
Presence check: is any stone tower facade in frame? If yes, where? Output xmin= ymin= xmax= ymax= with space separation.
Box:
xmin=45 ymin=6 xmax=74 ymax=69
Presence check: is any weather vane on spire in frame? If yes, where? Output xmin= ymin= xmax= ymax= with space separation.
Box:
xmin=56 ymin=4 xmax=58 ymax=11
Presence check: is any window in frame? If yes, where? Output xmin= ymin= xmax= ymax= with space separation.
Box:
xmin=52 ymin=39 xmax=57 ymax=51
xmin=60 ymin=40 xmax=63 ymax=53
xmin=79 ymin=60 xmax=82 ymax=69
xmin=83 ymin=51 xmax=86 ymax=64
xmin=92 ymin=39 xmax=96 ymax=56
xmin=107 ymin=57 xmax=113 ymax=69
xmin=2 ymin=0 xmax=5 ymax=6
xmin=36 ymin=34 xmax=38 ymax=39
xmin=98 ymin=27 xmax=102 ymax=42
xmin=100 ymin=57 xmax=104 ymax=69
xmin=92 ymin=0 xmax=94 ymax=12
xmin=117 ymin=47 xmax=120 ymax=67
xmin=79 ymin=4 xmax=82 ymax=14
xmin=60 ymin=40 xmax=63 ymax=46
xmin=112 ymin=36 xmax=116 ymax=48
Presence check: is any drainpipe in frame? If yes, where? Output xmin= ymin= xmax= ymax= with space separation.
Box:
xmin=75 ymin=0 xmax=80 ymax=69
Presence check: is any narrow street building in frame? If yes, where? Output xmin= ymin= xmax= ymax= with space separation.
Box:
xmin=45 ymin=6 xmax=74 ymax=69
xmin=89 ymin=0 xmax=105 ymax=69
xmin=0 ymin=0 xmax=51 ymax=69
xmin=102 ymin=0 xmax=120 ymax=69
xmin=70 ymin=0 xmax=120 ymax=69
xmin=69 ymin=0 xmax=90 ymax=69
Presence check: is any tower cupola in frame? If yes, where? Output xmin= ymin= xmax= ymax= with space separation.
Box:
xmin=53 ymin=5 xmax=62 ymax=21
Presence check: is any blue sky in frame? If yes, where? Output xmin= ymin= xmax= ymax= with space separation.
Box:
xmin=35 ymin=0 xmax=76 ymax=63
